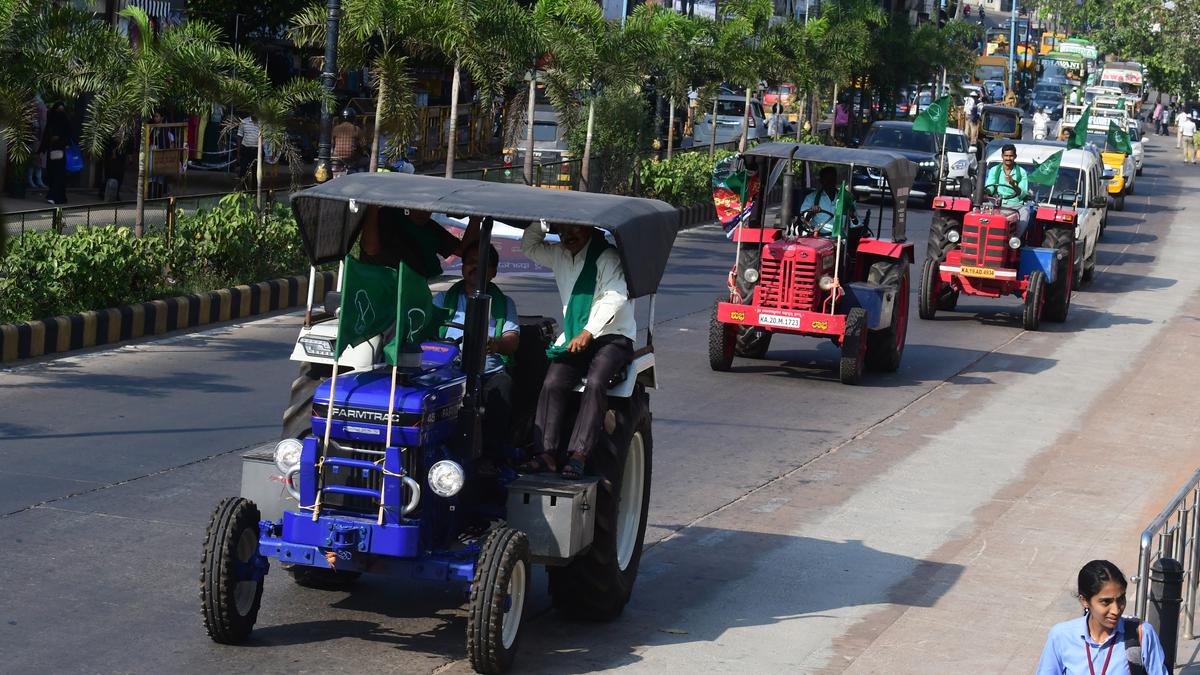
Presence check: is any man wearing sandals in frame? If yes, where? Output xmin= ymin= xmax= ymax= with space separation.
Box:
xmin=520 ymin=221 xmax=635 ymax=479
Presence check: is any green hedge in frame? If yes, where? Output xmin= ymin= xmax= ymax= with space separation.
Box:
xmin=639 ymin=149 xmax=734 ymax=207
xmin=0 ymin=194 xmax=309 ymax=324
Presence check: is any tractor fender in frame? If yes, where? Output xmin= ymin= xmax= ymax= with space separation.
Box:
xmin=1019 ymin=247 xmax=1058 ymax=285
xmin=845 ymin=282 xmax=891 ymax=331
xmin=856 ymin=238 xmax=915 ymax=264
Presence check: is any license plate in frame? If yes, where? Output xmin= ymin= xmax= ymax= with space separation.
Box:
xmin=758 ymin=313 xmax=802 ymax=329
xmin=959 ymin=265 xmax=996 ymax=278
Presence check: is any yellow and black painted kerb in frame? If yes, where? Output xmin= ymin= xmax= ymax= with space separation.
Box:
xmin=0 ymin=271 xmax=336 ymax=364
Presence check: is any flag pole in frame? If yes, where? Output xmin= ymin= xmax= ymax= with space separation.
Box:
xmin=379 ymin=267 xmax=405 ymax=527
xmin=937 ymin=130 xmax=948 ymax=198
xmin=829 ymin=172 xmax=850 ymax=313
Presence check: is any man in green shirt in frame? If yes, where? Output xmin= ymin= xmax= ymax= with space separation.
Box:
xmin=985 ymin=143 xmax=1033 ymax=234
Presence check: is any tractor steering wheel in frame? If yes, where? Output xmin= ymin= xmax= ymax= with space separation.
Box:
xmin=984 ymin=181 xmax=1023 ymax=204
xmin=795 ymin=208 xmax=835 ymax=235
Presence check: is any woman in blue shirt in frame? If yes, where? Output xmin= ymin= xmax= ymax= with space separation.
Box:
xmin=1036 ymin=560 xmax=1168 ymax=675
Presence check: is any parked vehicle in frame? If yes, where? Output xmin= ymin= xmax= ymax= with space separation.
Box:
xmin=853 ymin=120 xmax=943 ymax=206
xmin=504 ymin=104 xmax=571 ymax=166
xmin=691 ymin=94 xmax=769 ymax=146
xmin=201 ymin=174 xmax=679 ymax=674
xmin=708 ymin=143 xmax=916 ymax=384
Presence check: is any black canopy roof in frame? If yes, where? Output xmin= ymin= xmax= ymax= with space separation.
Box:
xmin=290 ymin=173 xmax=680 ymax=298
xmin=743 ymin=142 xmax=919 ymax=239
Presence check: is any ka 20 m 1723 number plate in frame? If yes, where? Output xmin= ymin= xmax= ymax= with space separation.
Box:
xmin=758 ymin=313 xmax=803 ymax=329
xmin=959 ymin=265 xmax=996 ymax=279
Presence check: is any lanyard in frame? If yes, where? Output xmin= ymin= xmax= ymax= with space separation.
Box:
xmin=1083 ymin=637 xmax=1115 ymax=675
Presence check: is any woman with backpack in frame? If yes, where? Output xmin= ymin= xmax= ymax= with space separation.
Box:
xmin=1035 ymin=560 xmax=1168 ymax=674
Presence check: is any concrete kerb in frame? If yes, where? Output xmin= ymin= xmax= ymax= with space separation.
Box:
xmin=0 ymin=271 xmax=337 ymax=363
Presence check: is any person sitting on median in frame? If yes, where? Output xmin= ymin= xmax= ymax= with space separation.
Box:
xmin=434 ymin=241 xmax=519 ymax=461
xmin=798 ymin=166 xmax=858 ymax=236
xmin=985 ymin=143 xmax=1034 ymax=235
xmin=519 ymin=221 xmax=634 ymax=480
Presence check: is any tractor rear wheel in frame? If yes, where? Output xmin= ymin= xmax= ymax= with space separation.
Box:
xmin=467 ymin=527 xmax=531 ymax=675
xmin=735 ymin=326 xmax=772 ymax=359
xmin=926 ymin=214 xmax=960 ymax=262
xmin=866 ymin=262 xmax=910 ymax=372
xmin=708 ymin=299 xmax=735 ymax=371
xmin=839 ymin=308 xmax=868 ymax=385
xmin=1041 ymin=228 xmax=1073 ymax=323
xmin=918 ymin=258 xmax=939 ymax=320
xmin=201 ymin=497 xmax=267 ymax=644
xmin=1022 ymin=271 xmax=1046 ymax=331
xmin=282 ymin=361 xmax=332 ymax=440
xmin=548 ymin=390 xmax=652 ymax=620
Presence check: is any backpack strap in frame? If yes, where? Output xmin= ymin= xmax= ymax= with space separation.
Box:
xmin=1123 ymin=617 xmax=1147 ymax=675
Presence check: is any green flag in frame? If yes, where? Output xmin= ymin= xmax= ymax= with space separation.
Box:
xmin=336 ymin=255 xmax=398 ymax=357
xmin=382 ymin=262 xmax=450 ymax=366
xmin=830 ymin=181 xmax=854 ymax=239
xmin=912 ymin=95 xmax=951 ymax=134
xmin=1066 ymin=105 xmax=1091 ymax=150
xmin=1107 ymin=120 xmax=1133 ymax=155
xmin=1028 ymin=149 xmax=1063 ymax=186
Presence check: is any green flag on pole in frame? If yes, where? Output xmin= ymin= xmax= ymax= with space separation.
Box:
xmin=382 ymin=262 xmax=450 ymax=366
xmin=336 ymin=255 xmax=399 ymax=357
xmin=1107 ymin=120 xmax=1133 ymax=155
xmin=830 ymin=180 xmax=854 ymax=239
xmin=1066 ymin=105 xmax=1091 ymax=150
xmin=912 ymin=95 xmax=951 ymax=134
xmin=1028 ymin=149 xmax=1064 ymax=186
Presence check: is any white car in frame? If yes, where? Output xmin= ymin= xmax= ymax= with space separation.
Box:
xmin=691 ymin=94 xmax=769 ymax=146
xmin=983 ymin=142 xmax=1107 ymax=285
xmin=943 ymin=128 xmax=978 ymax=181
xmin=1127 ymin=122 xmax=1145 ymax=175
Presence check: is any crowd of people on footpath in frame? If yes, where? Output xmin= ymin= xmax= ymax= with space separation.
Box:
xmin=1146 ymin=97 xmax=1200 ymax=164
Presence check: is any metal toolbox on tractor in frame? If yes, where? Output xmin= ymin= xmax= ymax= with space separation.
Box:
xmin=506 ymin=474 xmax=598 ymax=562
xmin=241 ymin=445 xmax=293 ymax=522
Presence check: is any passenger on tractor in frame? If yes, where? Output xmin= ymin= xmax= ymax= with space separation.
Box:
xmin=519 ymin=222 xmax=634 ymax=480
xmin=984 ymin=143 xmax=1034 ymax=235
xmin=360 ymin=206 xmax=462 ymax=278
xmin=434 ymin=242 xmax=520 ymax=462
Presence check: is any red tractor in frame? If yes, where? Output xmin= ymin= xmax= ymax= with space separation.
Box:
xmin=919 ymin=181 xmax=1076 ymax=330
xmin=708 ymin=144 xmax=918 ymax=384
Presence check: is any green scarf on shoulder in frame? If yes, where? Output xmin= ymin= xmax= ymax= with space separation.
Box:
xmin=546 ymin=234 xmax=610 ymax=360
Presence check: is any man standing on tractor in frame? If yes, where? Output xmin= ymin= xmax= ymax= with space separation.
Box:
xmin=520 ymin=222 xmax=634 ymax=480
xmin=985 ymin=144 xmax=1033 ymax=233
xmin=799 ymin=166 xmax=858 ymax=235
xmin=434 ymin=241 xmax=520 ymax=462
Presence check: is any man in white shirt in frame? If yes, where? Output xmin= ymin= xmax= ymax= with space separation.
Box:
xmin=237 ymin=115 xmax=260 ymax=188
xmin=1177 ymin=108 xmax=1189 ymax=148
xmin=520 ymin=221 xmax=634 ymax=479
xmin=1180 ymin=114 xmax=1196 ymax=164
xmin=1032 ymin=107 xmax=1051 ymax=140
xmin=798 ymin=166 xmax=857 ymax=236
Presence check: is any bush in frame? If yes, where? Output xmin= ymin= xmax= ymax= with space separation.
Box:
xmin=639 ymin=149 xmax=735 ymax=207
xmin=0 ymin=194 xmax=310 ymax=324
xmin=0 ymin=225 xmax=167 ymax=324
xmin=567 ymin=90 xmax=654 ymax=195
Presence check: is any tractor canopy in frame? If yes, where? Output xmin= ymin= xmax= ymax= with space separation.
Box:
xmin=290 ymin=173 xmax=680 ymax=299
xmin=742 ymin=142 xmax=919 ymax=241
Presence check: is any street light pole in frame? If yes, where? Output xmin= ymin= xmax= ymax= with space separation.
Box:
xmin=315 ymin=0 xmax=342 ymax=183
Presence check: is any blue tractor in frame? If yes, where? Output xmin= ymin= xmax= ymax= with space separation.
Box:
xmin=199 ymin=174 xmax=678 ymax=673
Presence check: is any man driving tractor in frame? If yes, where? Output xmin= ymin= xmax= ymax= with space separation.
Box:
xmin=984 ymin=143 xmax=1033 ymax=233
xmin=799 ymin=166 xmax=857 ymax=235
xmin=520 ymin=221 xmax=634 ymax=480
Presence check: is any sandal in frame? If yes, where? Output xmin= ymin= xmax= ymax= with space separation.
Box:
xmin=560 ymin=453 xmax=586 ymax=480
xmin=518 ymin=452 xmax=556 ymax=474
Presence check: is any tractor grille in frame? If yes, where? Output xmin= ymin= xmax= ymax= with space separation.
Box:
xmin=960 ymin=220 xmax=1009 ymax=268
xmin=321 ymin=438 xmax=387 ymax=512
xmin=757 ymin=255 xmax=817 ymax=310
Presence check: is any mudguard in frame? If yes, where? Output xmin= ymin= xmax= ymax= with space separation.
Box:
xmin=856 ymin=238 xmax=915 ymax=263
xmin=1019 ymin=247 xmax=1057 ymax=285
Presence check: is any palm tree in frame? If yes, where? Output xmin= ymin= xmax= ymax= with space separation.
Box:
xmin=82 ymin=7 xmax=238 ymax=236
xmin=292 ymin=0 xmax=424 ymax=173
xmin=720 ymin=0 xmax=773 ymax=152
xmin=634 ymin=5 xmax=709 ymax=160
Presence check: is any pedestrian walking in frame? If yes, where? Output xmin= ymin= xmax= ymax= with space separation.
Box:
xmin=1176 ymin=106 xmax=1188 ymax=149
xmin=237 ymin=113 xmax=259 ymax=189
xmin=26 ymin=94 xmax=47 ymax=190
xmin=1035 ymin=560 xmax=1168 ymax=675
xmin=1180 ymin=114 xmax=1196 ymax=164
xmin=43 ymin=101 xmax=70 ymax=205
xmin=965 ymin=91 xmax=981 ymax=147
xmin=1152 ymin=100 xmax=1164 ymax=135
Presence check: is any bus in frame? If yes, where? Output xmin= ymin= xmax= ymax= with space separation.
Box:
xmin=1100 ymin=62 xmax=1145 ymax=100
xmin=1040 ymin=31 xmax=1066 ymax=55
xmin=1058 ymin=38 xmax=1099 ymax=62
xmin=974 ymin=55 xmax=1009 ymax=85
xmin=1040 ymin=52 xmax=1087 ymax=85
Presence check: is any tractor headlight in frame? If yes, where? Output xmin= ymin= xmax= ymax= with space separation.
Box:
xmin=743 ymin=267 xmax=759 ymax=284
xmin=428 ymin=460 xmax=465 ymax=498
xmin=1008 ymin=236 xmax=1022 ymax=249
xmin=299 ymin=336 xmax=335 ymax=358
xmin=818 ymin=275 xmax=836 ymax=291
xmin=274 ymin=438 xmax=303 ymax=474
xmin=947 ymin=229 xmax=961 ymax=243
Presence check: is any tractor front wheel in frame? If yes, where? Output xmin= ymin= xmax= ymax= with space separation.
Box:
xmin=467 ymin=527 xmax=531 ymax=675
xmin=1023 ymin=271 xmax=1046 ymax=331
xmin=866 ymin=262 xmax=910 ymax=372
xmin=708 ymin=299 xmax=735 ymax=372
xmin=201 ymin=497 xmax=267 ymax=644
xmin=839 ymin=308 xmax=868 ymax=385
xmin=918 ymin=258 xmax=939 ymax=320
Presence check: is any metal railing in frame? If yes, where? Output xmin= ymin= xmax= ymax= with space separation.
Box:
xmin=1134 ymin=467 xmax=1200 ymax=636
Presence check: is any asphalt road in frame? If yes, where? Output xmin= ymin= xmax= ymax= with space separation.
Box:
xmin=0 ymin=137 xmax=1187 ymax=672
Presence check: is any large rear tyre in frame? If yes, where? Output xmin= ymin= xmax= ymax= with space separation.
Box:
xmin=1041 ymin=229 xmax=1073 ymax=323
xmin=201 ymin=497 xmax=268 ymax=644
xmin=467 ymin=528 xmax=531 ymax=675
xmin=287 ymin=566 xmax=362 ymax=589
xmin=1022 ymin=271 xmax=1046 ymax=331
xmin=839 ymin=308 xmax=867 ymax=385
xmin=926 ymin=214 xmax=961 ymax=262
xmin=282 ymin=362 xmax=332 ymax=440
xmin=918 ymin=258 xmax=939 ymax=320
xmin=548 ymin=394 xmax=652 ymax=621
xmin=734 ymin=326 xmax=772 ymax=359
xmin=708 ymin=299 xmax=735 ymax=372
xmin=866 ymin=262 xmax=910 ymax=372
